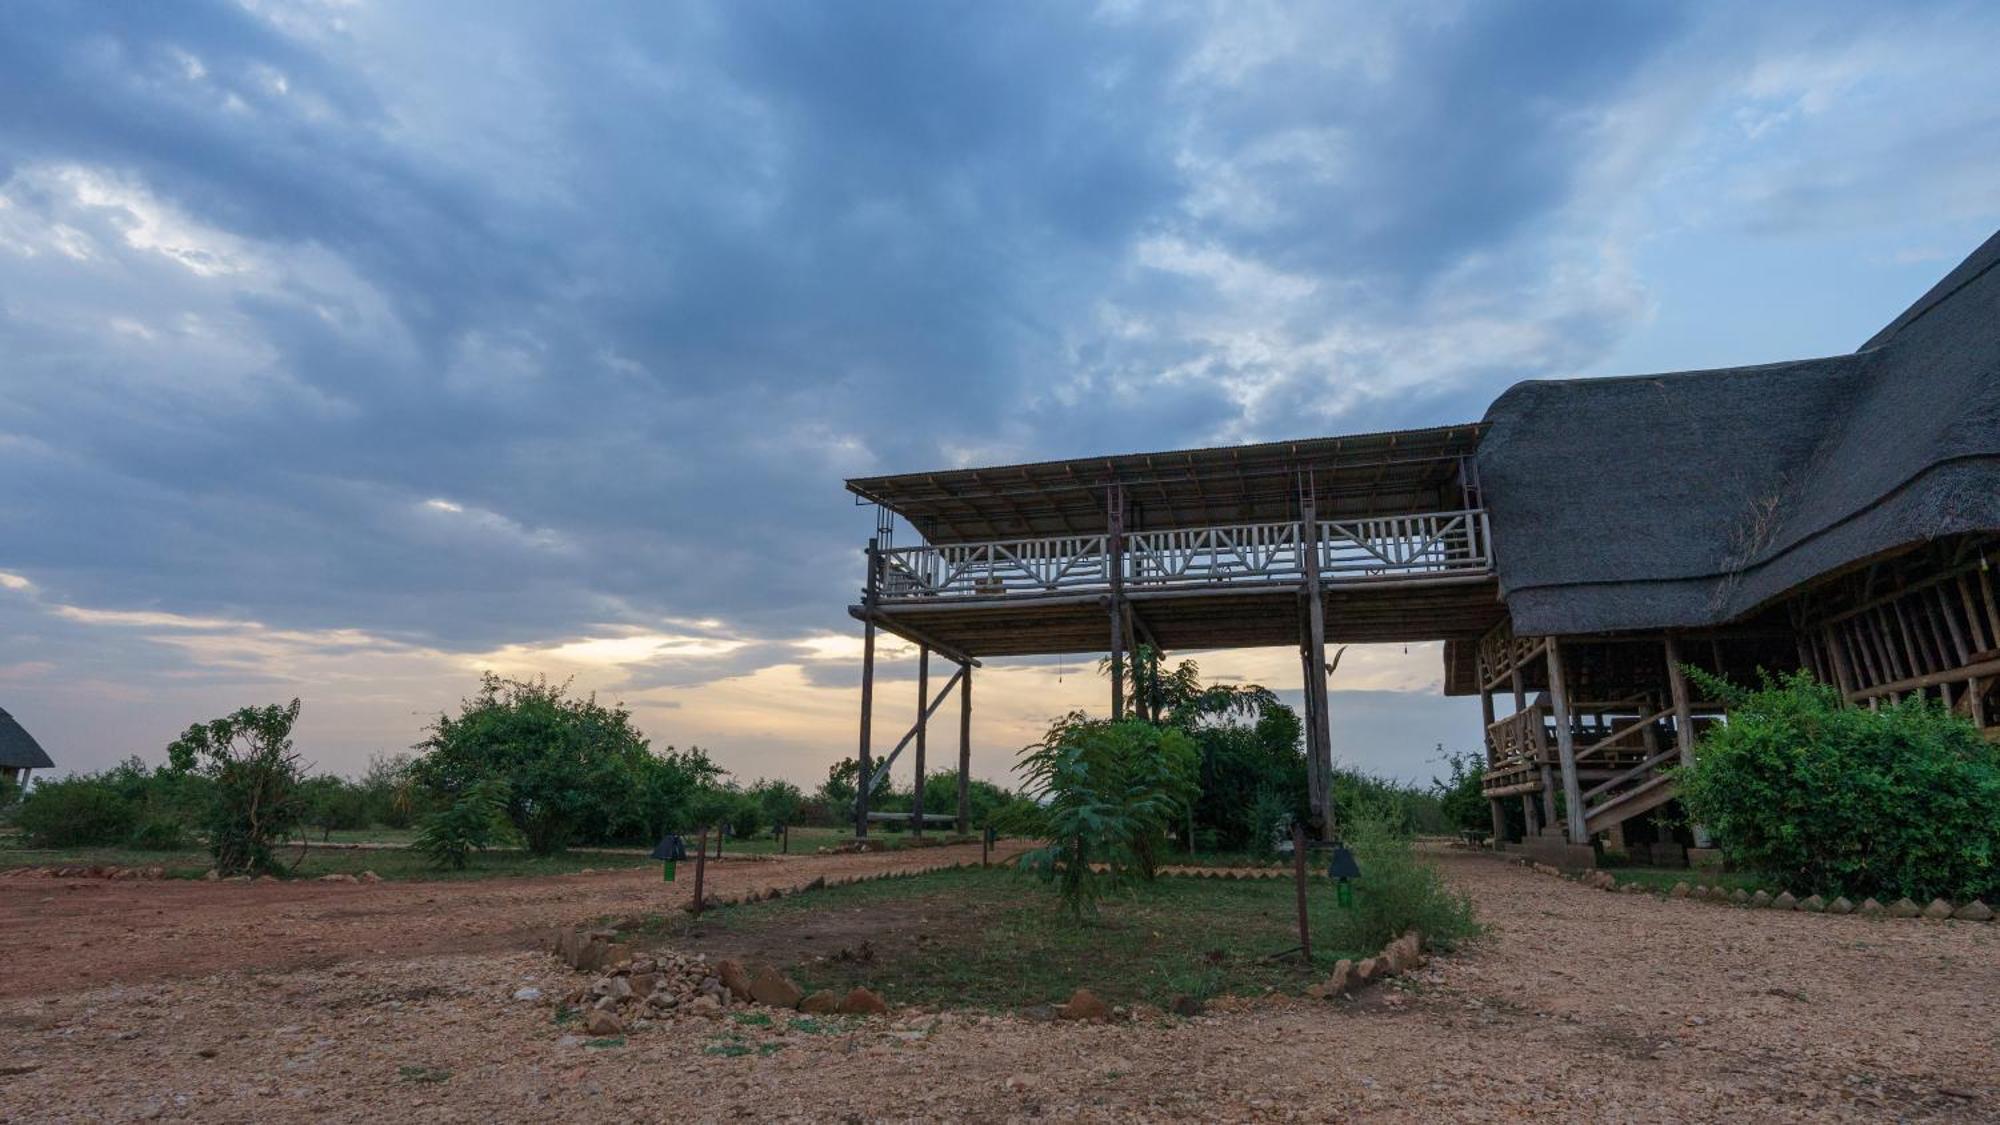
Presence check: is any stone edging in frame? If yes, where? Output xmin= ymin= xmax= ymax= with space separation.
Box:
xmin=1519 ymin=859 xmax=1996 ymax=922
xmin=1302 ymin=929 xmax=1426 ymax=1001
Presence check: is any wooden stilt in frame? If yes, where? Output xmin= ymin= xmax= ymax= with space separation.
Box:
xmin=1546 ymin=638 xmax=1587 ymax=841
xmin=1301 ymin=490 xmax=1335 ymax=841
xmin=1663 ymin=633 xmax=1709 ymax=847
xmin=855 ymin=538 xmax=879 ymax=839
xmin=912 ymin=645 xmax=929 ymax=837
xmin=956 ymin=663 xmax=972 ymax=835
xmin=1107 ymin=487 xmax=1127 ymax=720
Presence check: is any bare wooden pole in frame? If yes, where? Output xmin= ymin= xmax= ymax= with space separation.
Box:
xmin=1292 ymin=822 xmax=1312 ymax=963
xmin=856 ymin=538 xmax=879 ymax=838
xmin=910 ymin=645 xmax=929 ymax=836
xmin=691 ymin=827 xmax=708 ymax=915
xmin=1480 ymin=684 xmax=1504 ymax=843
xmin=1546 ymin=637 xmax=1587 ymax=842
xmin=1301 ymin=489 xmax=1335 ymax=841
xmin=1664 ymin=633 xmax=1711 ymax=848
xmin=956 ymin=663 xmax=972 ymax=835
xmin=1108 ymin=487 xmax=1126 ymax=720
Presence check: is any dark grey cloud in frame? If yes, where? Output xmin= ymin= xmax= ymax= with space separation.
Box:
xmin=1 ymin=0 xmax=1995 ymax=688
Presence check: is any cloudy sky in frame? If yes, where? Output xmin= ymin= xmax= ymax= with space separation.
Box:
xmin=3 ymin=1 xmax=1997 ymax=789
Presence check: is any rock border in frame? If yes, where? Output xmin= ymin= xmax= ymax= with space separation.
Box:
xmin=1517 ymin=858 xmax=1995 ymax=924
xmin=1302 ymin=928 xmax=1427 ymax=1002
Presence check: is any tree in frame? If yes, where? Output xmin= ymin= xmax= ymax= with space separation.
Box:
xmin=1016 ymin=713 xmax=1199 ymax=917
xmin=167 ymin=699 xmax=308 ymax=875
xmin=749 ymin=778 xmax=804 ymax=831
xmin=414 ymin=780 xmax=513 ymax=869
xmin=298 ymin=775 xmax=370 ymax=840
xmin=1429 ymin=747 xmax=1491 ymax=839
xmin=411 ymin=674 xmax=668 ymax=855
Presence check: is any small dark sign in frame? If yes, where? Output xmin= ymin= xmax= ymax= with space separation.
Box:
xmin=1326 ymin=844 xmax=1361 ymax=881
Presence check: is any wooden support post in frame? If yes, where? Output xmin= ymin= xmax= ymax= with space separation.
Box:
xmin=692 ymin=827 xmax=708 ymax=915
xmin=956 ymin=662 xmax=972 ymax=835
xmin=1546 ymin=638 xmax=1587 ymax=842
xmin=1522 ymin=793 xmax=1539 ymax=836
xmin=1664 ymin=633 xmax=1710 ymax=848
xmin=1292 ymin=822 xmax=1312 ymax=964
xmin=1301 ymin=490 xmax=1335 ymax=842
xmin=855 ymin=538 xmax=880 ymax=838
xmin=912 ymin=645 xmax=929 ymax=837
xmin=1107 ymin=487 xmax=1126 ymax=720
xmin=1479 ymin=683 xmax=1503 ymax=843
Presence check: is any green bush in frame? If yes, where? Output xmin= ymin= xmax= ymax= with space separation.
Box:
xmin=1319 ymin=810 xmax=1480 ymax=954
xmin=16 ymin=775 xmax=142 ymax=847
xmin=167 ymin=699 xmax=309 ymax=875
xmin=748 ymin=778 xmax=803 ymax=830
xmin=411 ymin=675 xmax=720 ymax=853
xmin=1429 ymin=748 xmax=1491 ymax=839
xmin=726 ymin=792 xmax=764 ymax=840
xmin=1015 ymin=714 xmax=1199 ymax=917
xmin=1678 ymin=670 xmax=2000 ymax=902
xmin=127 ymin=815 xmax=190 ymax=851
xmin=415 ymin=781 xmax=512 ymax=869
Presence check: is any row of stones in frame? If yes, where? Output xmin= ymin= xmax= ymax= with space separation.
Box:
xmin=1303 ymin=930 xmax=1426 ymax=1001
xmin=1533 ymin=862 xmax=1996 ymax=922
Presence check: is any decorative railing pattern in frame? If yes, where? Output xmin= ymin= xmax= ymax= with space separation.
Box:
xmin=875 ymin=510 xmax=1489 ymax=600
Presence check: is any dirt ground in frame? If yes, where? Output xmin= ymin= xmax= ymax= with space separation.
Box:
xmin=2 ymin=848 xmax=1996 ymax=1122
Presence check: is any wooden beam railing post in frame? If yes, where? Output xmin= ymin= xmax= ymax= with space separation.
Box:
xmin=1546 ymin=637 xmax=1587 ymax=842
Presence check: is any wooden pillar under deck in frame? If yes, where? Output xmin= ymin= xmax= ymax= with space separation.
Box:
xmin=911 ymin=645 xmax=929 ymax=836
xmin=1479 ymin=684 xmax=1504 ymax=843
xmin=1300 ymin=491 xmax=1335 ymax=841
xmin=1107 ymin=487 xmax=1127 ymax=720
xmin=1546 ymin=637 xmax=1587 ymax=842
xmin=1664 ymin=633 xmax=1710 ymax=848
xmin=855 ymin=537 xmax=879 ymax=838
xmin=956 ymin=664 xmax=972 ymax=835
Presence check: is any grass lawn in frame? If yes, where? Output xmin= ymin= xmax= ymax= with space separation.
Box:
xmin=636 ymin=865 xmax=1379 ymax=1011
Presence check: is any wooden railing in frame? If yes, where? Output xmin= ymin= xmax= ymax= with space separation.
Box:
xmin=874 ymin=510 xmax=1490 ymax=601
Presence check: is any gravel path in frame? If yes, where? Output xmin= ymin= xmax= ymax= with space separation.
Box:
xmin=1 ymin=849 xmax=1993 ymax=1122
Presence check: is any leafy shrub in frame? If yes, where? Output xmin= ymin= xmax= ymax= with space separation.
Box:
xmin=1677 ymin=669 xmax=2000 ymax=902
xmin=16 ymin=775 xmax=142 ymax=847
xmin=1429 ymin=748 xmax=1491 ymax=839
xmin=411 ymin=675 xmax=718 ymax=853
xmin=127 ymin=815 xmax=190 ymax=851
xmin=1015 ymin=714 xmax=1199 ymax=917
xmin=167 ymin=699 xmax=308 ymax=875
xmin=415 ymin=781 xmax=512 ymax=869
xmin=1319 ymin=810 xmax=1480 ymax=954
xmin=725 ymin=791 xmax=764 ymax=840
xmin=748 ymin=778 xmax=803 ymax=830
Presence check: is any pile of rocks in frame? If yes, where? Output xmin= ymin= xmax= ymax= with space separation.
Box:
xmin=1304 ymin=929 xmax=1426 ymax=1001
xmin=550 ymin=927 xmax=892 ymax=1036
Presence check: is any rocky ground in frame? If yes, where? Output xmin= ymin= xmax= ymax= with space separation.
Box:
xmin=1 ymin=847 xmax=1995 ymax=1122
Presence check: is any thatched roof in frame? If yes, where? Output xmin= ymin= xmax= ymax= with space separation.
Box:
xmin=1480 ymin=229 xmax=2000 ymax=635
xmin=0 ymin=707 xmax=53 ymax=770
xmin=848 ymin=424 xmax=1484 ymax=543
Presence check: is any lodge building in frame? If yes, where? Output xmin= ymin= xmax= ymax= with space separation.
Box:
xmin=840 ymin=231 xmax=2000 ymax=866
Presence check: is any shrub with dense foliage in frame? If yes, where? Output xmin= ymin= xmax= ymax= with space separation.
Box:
xmin=410 ymin=674 xmax=722 ymax=854
xmin=15 ymin=773 xmax=144 ymax=848
xmin=1678 ymin=669 xmax=2000 ymax=902
xmin=1016 ymin=714 xmax=1199 ymax=916
xmin=1319 ymin=809 xmax=1480 ymax=954
xmin=1429 ymin=747 xmax=1491 ymax=839
xmin=415 ymin=780 xmax=513 ymax=869
xmin=166 ymin=700 xmax=309 ymax=875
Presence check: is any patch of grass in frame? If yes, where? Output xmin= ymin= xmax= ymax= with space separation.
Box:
xmin=396 ymin=1065 xmax=452 ymax=1083
xmin=583 ymin=1037 xmax=626 ymax=1049
xmin=553 ymin=1004 xmax=579 ymax=1026
xmin=786 ymin=1016 xmax=847 ymax=1036
xmin=649 ymin=865 xmax=1402 ymax=1011
xmin=0 ymin=834 xmax=655 ymax=882
xmin=703 ymin=1041 xmax=753 ymax=1058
